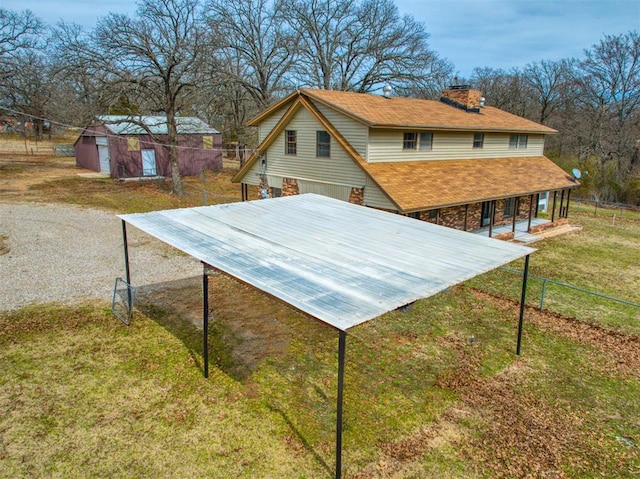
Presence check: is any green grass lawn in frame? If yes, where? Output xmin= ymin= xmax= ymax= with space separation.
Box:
xmin=1 ymin=182 xmax=639 ymax=477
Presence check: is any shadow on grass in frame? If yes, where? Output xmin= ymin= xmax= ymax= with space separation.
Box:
xmin=132 ymin=274 xmax=294 ymax=382
xmin=267 ymin=404 xmax=334 ymax=478
xmin=132 ymin=275 xmax=338 ymax=475
xmin=133 ymin=276 xmax=237 ymax=379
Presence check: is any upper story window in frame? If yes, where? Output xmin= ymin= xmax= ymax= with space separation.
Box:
xmin=316 ymin=130 xmax=330 ymax=157
xmin=419 ymin=132 xmax=433 ymax=150
xmin=509 ymin=134 xmax=528 ymax=149
xmin=285 ymin=130 xmax=297 ymax=155
xmin=403 ymin=132 xmax=417 ymax=150
xmin=473 ymin=133 xmax=484 ymax=149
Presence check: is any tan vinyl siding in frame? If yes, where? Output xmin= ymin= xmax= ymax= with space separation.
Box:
xmin=298 ymin=180 xmax=352 ymax=201
xmin=258 ymin=104 xmax=290 ymax=143
xmin=264 ymin=108 xmax=366 ymax=187
xmin=368 ymin=130 xmax=546 ymax=162
xmin=242 ymin=161 xmax=262 ymax=186
xmin=363 ymin=176 xmax=396 ymax=210
xmin=313 ymin=102 xmax=369 ymax=157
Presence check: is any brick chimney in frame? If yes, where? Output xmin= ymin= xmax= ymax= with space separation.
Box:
xmin=440 ymin=85 xmax=484 ymax=112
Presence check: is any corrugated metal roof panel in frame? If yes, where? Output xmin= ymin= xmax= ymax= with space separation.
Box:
xmin=98 ymin=115 xmax=219 ymax=135
xmin=118 ymin=194 xmax=534 ymax=331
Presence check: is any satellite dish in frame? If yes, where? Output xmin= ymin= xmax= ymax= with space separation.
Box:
xmin=572 ymin=168 xmax=582 ymax=179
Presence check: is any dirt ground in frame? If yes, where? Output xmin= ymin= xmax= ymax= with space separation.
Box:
xmin=0 ymin=153 xmax=78 ymax=197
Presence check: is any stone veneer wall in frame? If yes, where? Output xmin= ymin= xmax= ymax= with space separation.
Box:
xmin=281 ymin=177 xmax=299 ymax=196
xmin=410 ymin=196 xmax=537 ymax=232
xmin=349 ymin=187 xmax=364 ymax=205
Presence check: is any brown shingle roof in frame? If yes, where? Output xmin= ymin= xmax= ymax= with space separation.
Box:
xmin=361 ymin=157 xmax=577 ymax=212
xmin=302 ymin=89 xmax=557 ymax=134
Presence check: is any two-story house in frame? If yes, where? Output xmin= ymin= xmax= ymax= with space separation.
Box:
xmin=232 ymin=86 xmax=578 ymax=238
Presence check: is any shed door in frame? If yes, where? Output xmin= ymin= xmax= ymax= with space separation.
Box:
xmin=97 ymin=142 xmax=110 ymax=174
xmin=142 ymin=149 xmax=157 ymax=176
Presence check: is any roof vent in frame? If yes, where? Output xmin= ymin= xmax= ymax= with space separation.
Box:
xmin=382 ymin=84 xmax=393 ymax=98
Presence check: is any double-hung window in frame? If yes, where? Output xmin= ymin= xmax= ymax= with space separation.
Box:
xmin=509 ymin=134 xmax=528 ymax=149
xmin=316 ymin=130 xmax=330 ymax=157
xmin=473 ymin=133 xmax=484 ymax=148
xmin=403 ymin=132 xmax=417 ymax=150
xmin=419 ymin=132 xmax=433 ymax=150
xmin=285 ymin=130 xmax=297 ymax=155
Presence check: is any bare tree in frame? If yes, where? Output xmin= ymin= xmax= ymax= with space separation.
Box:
xmin=205 ymin=0 xmax=297 ymax=108
xmin=523 ymin=59 xmax=574 ymax=125
xmin=0 ymin=8 xmax=44 ymax=81
xmin=573 ymin=31 xmax=640 ymax=201
xmin=1 ymin=50 xmax=53 ymax=140
xmin=54 ymin=0 xmax=215 ymax=196
xmin=277 ymin=0 xmax=451 ymax=94
xmin=471 ymin=67 xmax=534 ymax=117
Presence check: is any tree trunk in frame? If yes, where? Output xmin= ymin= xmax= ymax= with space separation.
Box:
xmin=166 ymin=112 xmax=184 ymax=197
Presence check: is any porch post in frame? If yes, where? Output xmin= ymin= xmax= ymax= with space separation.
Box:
xmin=565 ymin=189 xmax=572 ymax=218
xmin=516 ymin=254 xmax=530 ymax=355
xmin=464 ymin=204 xmax=469 ymax=231
xmin=527 ymin=195 xmax=534 ymax=232
xmin=121 ymin=220 xmax=132 ymax=311
xmin=488 ymin=200 xmax=495 ymax=237
xmin=551 ymin=191 xmax=557 ymax=222
xmin=559 ymin=189 xmax=566 ymax=218
xmin=512 ymin=197 xmax=518 ymax=233
xmin=202 ymin=263 xmax=209 ymax=378
xmin=335 ymin=330 xmax=347 ymax=479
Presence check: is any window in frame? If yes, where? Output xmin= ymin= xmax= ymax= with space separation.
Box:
xmin=127 ymin=137 xmax=140 ymax=151
xmin=419 ymin=132 xmax=433 ymax=150
xmin=285 ymin=130 xmax=297 ymax=155
xmin=403 ymin=132 xmax=417 ymax=150
xmin=519 ymin=134 xmax=528 ymax=148
xmin=473 ymin=133 xmax=484 ymax=149
xmin=316 ymin=130 xmax=330 ymax=157
xmin=509 ymin=134 xmax=528 ymax=149
xmin=504 ymin=198 xmax=515 ymax=218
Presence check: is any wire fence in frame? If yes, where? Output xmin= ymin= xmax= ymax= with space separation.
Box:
xmin=470 ymin=266 xmax=640 ymax=335
xmin=572 ymin=197 xmax=640 ymax=221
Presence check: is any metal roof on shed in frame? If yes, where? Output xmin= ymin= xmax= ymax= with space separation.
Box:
xmin=98 ymin=115 xmax=219 ymax=135
xmin=118 ymin=194 xmax=534 ymax=331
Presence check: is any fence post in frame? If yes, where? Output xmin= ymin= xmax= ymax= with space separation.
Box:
xmin=540 ymin=279 xmax=547 ymax=311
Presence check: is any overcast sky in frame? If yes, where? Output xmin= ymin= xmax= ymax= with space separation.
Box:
xmin=1 ymin=0 xmax=638 ymax=77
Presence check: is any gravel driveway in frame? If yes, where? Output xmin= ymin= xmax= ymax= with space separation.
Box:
xmin=0 ymin=203 xmax=201 ymax=311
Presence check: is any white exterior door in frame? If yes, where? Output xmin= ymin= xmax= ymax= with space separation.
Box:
xmin=96 ymin=137 xmax=110 ymax=174
xmin=142 ymin=149 xmax=157 ymax=176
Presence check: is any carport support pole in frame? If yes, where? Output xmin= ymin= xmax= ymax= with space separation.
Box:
xmin=516 ymin=254 xmax=530 ymax=355
xmin=335 ymin=329 xmax=346 ymax=479
xmin=202 ymin=263 xmax=209 ymax=379
xmin=121 ymin=220 xmax=132 ymax=310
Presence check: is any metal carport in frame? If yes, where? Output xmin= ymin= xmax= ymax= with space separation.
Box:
xmin=118 ymin=193 xmax=534 ymax=479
